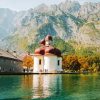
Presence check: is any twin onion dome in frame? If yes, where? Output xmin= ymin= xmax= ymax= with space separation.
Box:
xmin=34 ymin=35 xmax=61 ymax=57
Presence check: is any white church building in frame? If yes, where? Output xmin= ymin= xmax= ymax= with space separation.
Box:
xmin=33 ymin=35 xmax=62 ymax=73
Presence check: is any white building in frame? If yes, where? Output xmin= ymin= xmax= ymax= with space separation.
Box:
xmin=33 ymin=35 xmax=62 ymax=73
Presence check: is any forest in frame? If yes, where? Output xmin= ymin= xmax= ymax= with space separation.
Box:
xmin=25 ymin=37 xmax=100 ymax=73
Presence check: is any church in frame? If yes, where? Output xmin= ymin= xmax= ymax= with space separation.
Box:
xmin=33 ymin=35 xmax=62 ymax=73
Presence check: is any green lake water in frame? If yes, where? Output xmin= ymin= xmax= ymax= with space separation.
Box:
xmin=0 ymin=74 xmax=100 ymax=100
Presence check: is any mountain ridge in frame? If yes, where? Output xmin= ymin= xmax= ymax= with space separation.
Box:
xmin=0 ymin=0 xmax=100 ymax=53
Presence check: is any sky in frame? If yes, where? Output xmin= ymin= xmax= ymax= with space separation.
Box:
xmin=0 ymin=0 xmax=99 ymax=11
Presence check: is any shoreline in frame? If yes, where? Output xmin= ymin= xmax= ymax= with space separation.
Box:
xmin=0 ymin=72 xmax=98 ymax=75
xmin=0 ymin=72 xmax=79 ymax=75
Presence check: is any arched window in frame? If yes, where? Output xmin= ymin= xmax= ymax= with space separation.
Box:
xmin=58 ymin=60 xmax=60 ymax=66
xmin=39 ymin=59 xmax=41 ymax=65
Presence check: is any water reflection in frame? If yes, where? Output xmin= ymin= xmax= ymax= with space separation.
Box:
xmin=0 ymin=74 xmax=100 ymax=100
xmin=62 ymin=74 xmax=100 ymax=100
xmin=22 ymin=74 xmax=62 ymax=99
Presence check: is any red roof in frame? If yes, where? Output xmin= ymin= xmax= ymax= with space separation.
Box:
xmin=45 ymin=46 xmax=61 ymax=57
xmin=35 ymin=46 xmax=61 ymax=57
xmin=34 ymin=47 xmax=45 ymax=55
xmin=34 ymin=35 xmax=61 ymax=57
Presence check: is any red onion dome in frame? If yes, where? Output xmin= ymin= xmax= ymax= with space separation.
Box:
xmin=34 ymin=47 xmax=45 ymax=55
xmin=45 ymin=35 xmax=52 ymax=41
xmin=45 ymin=46 xmax=54 ymax=53
xmin=45 ymin=46 xmax=61 ymax=57
xmin=39 ymin=47 xmax=45 ymax=55
xmin=54 ymin=48 xmax=61 ymax=57
xmin=34 ymin=48 xmax=41 ymax=54
xmin=39 ymin=39 xmax=45 ymax=45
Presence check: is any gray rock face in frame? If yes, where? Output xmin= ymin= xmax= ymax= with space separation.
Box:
xmin=0 ymin=0 xmax=100 ymax=50
xmin=0 ymin=8 xmax=16 ymax=39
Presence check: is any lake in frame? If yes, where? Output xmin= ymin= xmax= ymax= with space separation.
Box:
xmin=0 ymin=74 xmax=100 ymax=100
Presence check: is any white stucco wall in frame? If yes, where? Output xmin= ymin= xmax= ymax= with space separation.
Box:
xmin=33 ymin=55 xmax=62 ymax=73
xmin=33 ymin=55 xmax=44 ymax=73
xmin=44 ymin=55 xmax=58 ymax=73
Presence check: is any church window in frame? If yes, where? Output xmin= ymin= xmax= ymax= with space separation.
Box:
xmin=39 ymin=59 xmax=41 ymax=65
xmin=58 ymin=60 xmax=60 ymax=66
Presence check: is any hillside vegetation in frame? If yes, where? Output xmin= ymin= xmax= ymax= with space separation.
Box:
xmin=0 ymin=1 xmax=100 ymax=71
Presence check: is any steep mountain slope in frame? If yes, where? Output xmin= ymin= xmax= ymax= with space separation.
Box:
xmin=0 ymin=0 xmax=100 ymax=52
xmin=0 ymin=8 xmax=16 ymax=39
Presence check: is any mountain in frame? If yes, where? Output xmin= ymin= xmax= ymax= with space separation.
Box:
xmin=0 ymin=8 xmax=16 ymax=39
xmin=0 ymin=0 xmax=100 ymax=53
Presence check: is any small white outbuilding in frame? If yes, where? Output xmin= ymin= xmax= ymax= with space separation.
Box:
xmin=33 ymin=35 xmax=62 ymax=73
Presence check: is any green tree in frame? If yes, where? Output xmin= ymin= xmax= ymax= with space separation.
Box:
xmin=53 ymin=37 xmax=75 ymax=54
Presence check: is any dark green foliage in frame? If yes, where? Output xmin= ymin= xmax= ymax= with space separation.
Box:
xmin=58 ymin=15 xmax=71 ymax=33
xmin=69 ymin=14 xmax=86 ymax=27
xmin=27 ymin=36 xmax=75 ymax=55
xmin=53 ymin=37 xmax=75 ymax=54
xmin=27 ymin=42 xmax=39 ymax=53
xmin=49 ymin=15 xmax=71 ymax=35
xmin=76 ymin=47 xmax=95 ymax=57
xmin=37 ymin=23 xmax=57 ymax=39
xmin=49 ymin=16 xmax=58 ymax=24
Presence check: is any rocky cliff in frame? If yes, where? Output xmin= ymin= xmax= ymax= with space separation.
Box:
xmin=0 ymin=0 xmax=100 ymax=52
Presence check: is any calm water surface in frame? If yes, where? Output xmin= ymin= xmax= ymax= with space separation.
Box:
xmin=0 ymin=74 xmax=100 ymax=100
